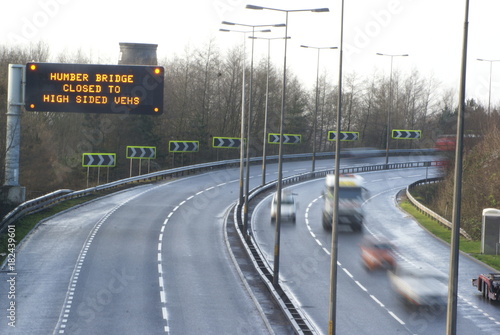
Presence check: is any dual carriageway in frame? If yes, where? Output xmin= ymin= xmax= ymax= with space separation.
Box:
xmin=0 ymin=154 xmax=499 ymax=334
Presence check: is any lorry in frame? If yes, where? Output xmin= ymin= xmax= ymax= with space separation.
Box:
xmin=322 ymin=174 xmax=365 ymax=232
xmin=472 ymin=273 xmax=500 ymax=301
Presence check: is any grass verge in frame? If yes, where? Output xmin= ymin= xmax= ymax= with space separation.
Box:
xmin=400 ymin=201 xmax=500 ymax=271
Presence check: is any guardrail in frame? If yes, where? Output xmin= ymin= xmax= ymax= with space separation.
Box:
xmin=1 ymin=154 xmax=442 ymax=334
xmin=406 ymin=177 xmax=472 ymax=240
xmin=0 ymin=149 xmax=439 ymax=233
xmin=234 ymin=160 xmax=443 ymax=334
xmin=0 ymin=159 xmax=239 ymax=232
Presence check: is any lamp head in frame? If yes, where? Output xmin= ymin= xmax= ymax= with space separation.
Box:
xmin=246 ymin=4 xmax=263 ymax=10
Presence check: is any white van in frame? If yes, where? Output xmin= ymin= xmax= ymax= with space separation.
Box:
xmin=270 ymin=190 xmax=296 ymax=223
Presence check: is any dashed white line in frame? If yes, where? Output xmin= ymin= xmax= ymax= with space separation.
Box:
xmin=157 ymin=181 xmax=235 ymax=334
xmin=388 ymin=311 xmax=406 ymax=325
xmin=54 ymin=188 xmax=154 ymax=334
xmin=343 ymin=268 xmax=354 ymax=278
xmin=355 ymin=281 xmax=367 ymax=292
xmin=303 ymin=193 xmax=408 ymax=331
xmin=370 ymin=295 xmax=385 ymax=307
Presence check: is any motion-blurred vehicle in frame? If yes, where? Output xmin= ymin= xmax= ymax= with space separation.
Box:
xmin=434 ymin=134 xmax=481 ymax=152
xmin=388 ymin=261 xmax=448 ymax=306
xmin=472 ymin=273 xmax=500 ymax=301
xmin=322 ymin=174 xmax=366 ymax=232
xmin=270 ymin=190 xmax=296 ymax=223
xmin=434 ymin=135 xmax=456 ymax=151
xmin=360 ymin=236 xmax=396 ymax=270
xmin=341 ymin=147 xmax=384 ymax=158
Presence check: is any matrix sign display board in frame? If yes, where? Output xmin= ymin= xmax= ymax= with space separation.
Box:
xmin=25 ymin=62 xmax=164 ymax=115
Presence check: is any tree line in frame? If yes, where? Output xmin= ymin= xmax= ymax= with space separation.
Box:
xmin=0 ymin=41 xmax=497 ymax=212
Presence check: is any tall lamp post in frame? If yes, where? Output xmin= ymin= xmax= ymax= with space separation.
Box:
xmin=300 ymin=45 xmax=337 ymax=172
xmin=246 ymin=4 xmax=329 ymax=288
xmin=329 ymin=2 xmax=344 ymax=334
xmin=219 ymin=26 xmax=272 ymax=221
xmin=447 ymin=2 xmax=469 ymax=334
xmin=250 ymin=36 xmax=291 ymax=185
xmin=222 ymin=21 xmax=284 ymax=236
xmin=477 ymin=58 xmax=500 ymax=114
xmin=376 ymin=53 xmax=408 ymax=165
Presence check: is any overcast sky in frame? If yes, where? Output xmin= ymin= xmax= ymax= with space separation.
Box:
xmin=1 ymin=0 xmax=500 ymax=107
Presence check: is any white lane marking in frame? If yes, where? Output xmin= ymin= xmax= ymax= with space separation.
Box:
xmin=389 ymin=311 xmax=406 ymax=325
xmin=54 ymin=187 xmax=156 ymax=334
xmin=460 ymin=295 xmax=500 ymax=326
xmin=343 ymin=268 xmax=354 ymax=278
xmin=304 ymin=193 xmax=409 ymax=329
xmin=355 ymin=281 xmax=367 ymax=292
xmin=157 ymin=178 xmax=240 ymax=334
xmin=370 ymin=295 xmax=385 ymax=307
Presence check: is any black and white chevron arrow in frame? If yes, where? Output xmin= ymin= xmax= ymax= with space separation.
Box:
xmin=82 ymin=153 xmax=116 ymax=167
xmin=392 ymin=130 xmax=421 ymax=139
xmin=268 ymin=133 xmax=301 ymax=144
xmin=213 ymin=137 xmax=241 ymax=148
xmin=328 ymin=131 xmax=360 ymax=141
xmin=126 ymin=146 xmax=156 ymax=159
xmin=169 ymin=141 xmax=199 ymax=152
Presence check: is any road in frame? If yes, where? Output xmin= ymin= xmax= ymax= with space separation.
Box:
xmin=1 ymin=154 xmax=498 ymax=334
xmin=251 ymin=163 xmax=500 ymax=334
xmin=1 ymin=158 xmax=323 ymax=334
xmin=0 ymin=169 xmax=273 ymax=334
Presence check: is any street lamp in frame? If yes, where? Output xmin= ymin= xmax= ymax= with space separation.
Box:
xmin=222 ymin=21 xmax=284 ymax=236
xmin=300 ymin=45 xmax=337 ymax=172
xmin=219 ymin=26 xmax=272 ymax=218
xmin=447 ymin=2 xmax=469 ymax=334
xmin=250 ymin=36 xmax=291 ymax=185
xmin=246 ymin=4 xmax=329 ymax=288
xmin=328 ymin=2 xmax=344 ymax=334
xmin=477 ymin=58 xmax=500 ymax=114
xmin=376 ymin=52 xmax=408 ymax=165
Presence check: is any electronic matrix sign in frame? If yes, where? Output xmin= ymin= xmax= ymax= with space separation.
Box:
xmin=25 ymin=62 xmax=164 ymax=115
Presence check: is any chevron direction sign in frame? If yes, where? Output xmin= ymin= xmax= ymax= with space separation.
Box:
xmin=212 ymin=137 xmax=242 ymax=149
xmin=169 ymin=141 xmax=199 ymax=152
xmin=328 ymin=131 xmax=360 ymax=141
xmin=268 ymin=133 xmax=302 ymax=144
xmin=126 ymin=146 xmax=156 ymax=159
xmin=392 ymin=129 xmax=422 ymax=139
xmin=82 ymin=153 xmax=116 ymax=167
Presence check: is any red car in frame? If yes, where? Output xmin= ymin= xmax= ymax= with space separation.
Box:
xmin=434 ymin=135 xmax=456 ymax=151
xmin=360 ymin=236 xmax=396 ymax=270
